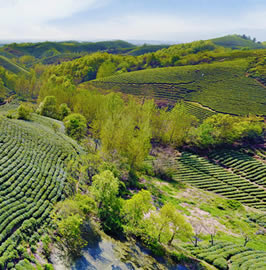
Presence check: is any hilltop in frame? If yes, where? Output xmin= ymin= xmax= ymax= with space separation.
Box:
xmin=211 ymin=35 xmax=265 ymax=49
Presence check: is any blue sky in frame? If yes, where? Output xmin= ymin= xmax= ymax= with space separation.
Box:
xmin=1 ymin=0 xmax=266 ymax=42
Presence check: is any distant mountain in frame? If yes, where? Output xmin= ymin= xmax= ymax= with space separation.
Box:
xmin=127 ymin=40 xmax=177 ymax=45
xmin=1 ymin=40 xmax=135 ymax=58
xmin=211 ymin=34 xmax=265 ymax=49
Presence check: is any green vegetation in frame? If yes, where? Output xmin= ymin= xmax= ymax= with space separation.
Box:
xmin=63 ymin=113 xmax=87 ymax=141
xmin=0 ymin=56 xmax=29 ymax=75
xmin=1 ymin=40 xmax=134 ymax=59
xmin=211 ymin=34 xmax=265 ymax=49
xmin=0 ymin=35 xmax=265 ymax=269
xmin=94 ymin=59 xmax=266 ymax=115
xmin=17 ymin=103 xmax=32 ymax=120
xmin=0 ymin=106 xmax=77 ymax=268
xmin=189 ymin=242 xmax=266 ymax=270
xmin=172 ymin=151 xmax=266 ymax=211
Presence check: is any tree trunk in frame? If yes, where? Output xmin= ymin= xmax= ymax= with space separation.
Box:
xmin=210 ymin=234 xmax=214 ymax=246
xmin=244 ymin=236 xmax=249 ymax=247
xmin=168 ymin=231 xmax=176 ymax=246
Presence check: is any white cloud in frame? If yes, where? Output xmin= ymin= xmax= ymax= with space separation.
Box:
xmin=0 ymin=1 xmax=266 ymax=41
xmin=0 ymin=0 xmax=107 ymax=39
xmin=51 ymin=14 xmax=246 ymax=41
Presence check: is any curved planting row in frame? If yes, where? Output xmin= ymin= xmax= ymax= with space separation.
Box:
xmin=0 ymin=117 xmax=75 ymax=268
xmin=183 ymin=102 xmax=216 ymax=122
xmin=92 ymin=81 xmax=216 ymax=121
xmin=189 ymin=241 xmax=266 ymax=270
xmin=174 ymin=152 xmax=266 ymax=211
xmin=93 ymin=59 xmax=266 ymax=116
xmin=209 ymin=150 xmax=266 ymax=188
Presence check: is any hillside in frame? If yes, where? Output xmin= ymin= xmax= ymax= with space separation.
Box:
xmin=127 ymin=44 xmax=170 ymax=56
xmin=0 ymin=35 xmax=265 ymax=270
xmin=93 ymin=59 xmax=266 ymax=115
xmin=1 ymin=40 xmax=134 ymax=58
xmin=0 ymin=56 xmax=29 ymax=75
xmin=211 ymin=35 xmax=265 ymax=49
xmin=0 ymin=103 xmax=79 ymax=268
xmin=0 ymin=41 xmax=169 ymax=60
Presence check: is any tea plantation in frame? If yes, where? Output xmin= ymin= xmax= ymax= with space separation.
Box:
xmin=0 ymin=113 xmax=77 ymax=268
xmin=93 ymin=59 xmax=266 ymax=115
xmin=173 ymin=151 xmax=266 ymax=211
xmin=189 ymin=241 xmax=266 ymax=270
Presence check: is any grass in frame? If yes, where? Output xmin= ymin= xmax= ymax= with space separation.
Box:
xmin=143 ymin=173 xmax=266 ymax=250
xmin=93 ymin=59 xmax=266 ymax=115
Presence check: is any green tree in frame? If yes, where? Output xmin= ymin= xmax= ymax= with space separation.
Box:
xmin=143 ymin=203 xmax=193 ymax=246
xmin=38 ymin=96 xmax=58 ymax=119
xmin=96 ymin=61 xmax=116 ymax=79
xmin=195 ymin=114 xmax=264 ymax=147
xmin=17 ymin=104 xmax=32 ymax=120
xmin=63 ymin=113 xmax=87 ymax=141
xmin=52 ymin=195 xmax=95 ymax=257
xmin=91 ymin=170 xmax=122 ymax=233
xmin=59 ymin=103 xmax=71 ymax=120
xmin=56 ymin=214 xmax=86 ymax=257
xmin=164 ymin=102 xmax=197 ymax=146
xmin=122 ymin=190 xmax=154 ymax=232
xmin=154 ymin=203 xmax=192 ymax=245
xmin=0 ymin=78 xmax=6 ymax=103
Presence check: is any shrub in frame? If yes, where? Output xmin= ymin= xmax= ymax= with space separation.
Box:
xmin=51 ymin=122 xmax=60 ymax=134
xmin=44 ymin=264 xmax=54 ymax=270
xmin=38 ymin=96 xmax=58 ymax=119
xmin=59 ymin=103 xmax=71 ymax=120
xmin=63 ymin=113 xmax=87 ymax=141
xmin=226 ymin=199 xmax=242 ymax=210
xmin=153 ymin=158 xmax=174 ymax=181
xmin=213 ymin=257 xmax=228 ymax=270
xmin=17 ymin=104 xmax=32 ymax=120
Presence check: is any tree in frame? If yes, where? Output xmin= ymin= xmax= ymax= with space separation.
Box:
xmin=203 ymin=222 xmax=217 ymax=246
xmin=56 ymin=214 xmax=86 ymax=257
xmin=195 ymin=114 xmax=264 ymax=147
xmin=122 ymin=190 xmax=154 ymax=232
xmin=91 ymin=170 xmax=122 ymax=233
xmin=63 ymin=113 xmax=87 ymax=141
xmin=96 ymin=61 xmax=116 ymax=79
xmin=150 ymin=203 xmax=192 ymax=245
xmin=17 ymin=104 xmax=32 ymax=120
xmin=0 ymin=79 xmax=6 ymax=103
xmin=59 ymin=103 xmax=71 ymax=120
xmin=190 ymin=219 xmax=203 ymax=247
xmin=38 ymin=96 xmax=58 ymax=119
xmin=159 ymin=102 xmax=197 ymax=146
xmin=52 ymin=195 xmax=95 ymax=257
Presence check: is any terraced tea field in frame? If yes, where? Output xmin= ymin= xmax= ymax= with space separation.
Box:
xmin=0 ymin=114 xmax=77 ymax=267
xmin=173 ymin=151 xmax=266 ymax=211
xmin=183 ymin=102 xmax=216 ymax=122
xmin=93 ymin=59 xmax=266 ymax=115
xmin=189 ymin=241 xmax=266 ymax=269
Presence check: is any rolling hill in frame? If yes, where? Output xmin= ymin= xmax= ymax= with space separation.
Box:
xmin=1 ymin=40 xmax=134 ymax=59
xmin=93 ymin=59 xmax=266 ymax=115
xmin=0 ymin=56 xmax=29 ymax=75
xmin=211 ymin=35 xmax=265 ymax=49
